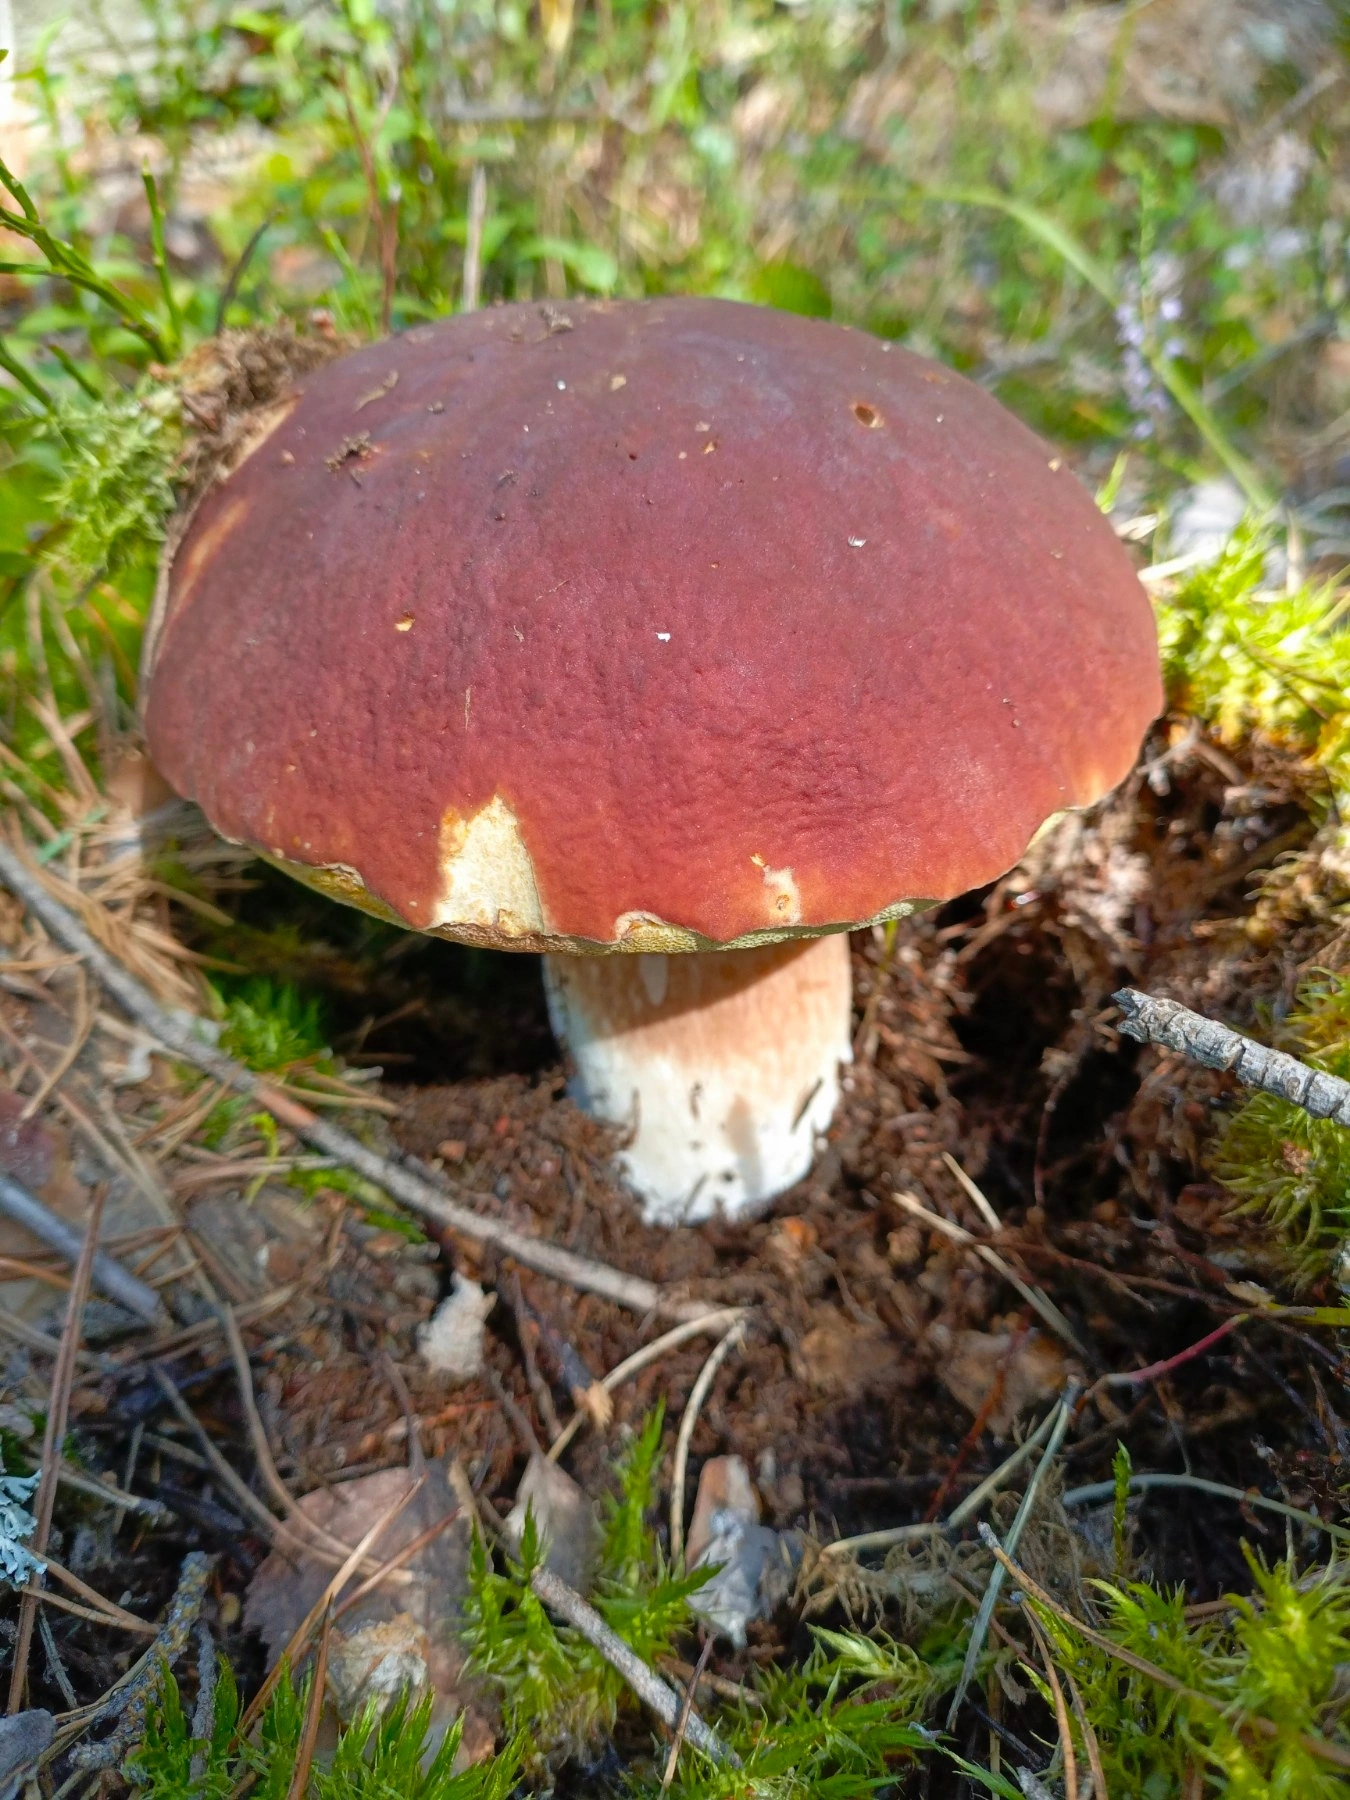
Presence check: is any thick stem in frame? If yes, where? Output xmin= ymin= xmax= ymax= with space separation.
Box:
xmin=543 ymin=934 xmax=852 ymax=1226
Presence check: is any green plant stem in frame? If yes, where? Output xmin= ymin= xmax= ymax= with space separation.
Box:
xmin=141 ymin=167 xmax=183 ymax=354
xmin=946 ymin=1384 xmax=1079 ymax=1728
xmin=1 ymin=156 xmax=167 ymax=359
xmin=41 ymin=342 xmax=101 ymax=400
xmin=919 ymin=184 xmax=1274 ymax=510
xmin=0 ymin=336 xmax=55 ymax=412
xmin=1062 ymin=1473 xmax=1350 ymax=1545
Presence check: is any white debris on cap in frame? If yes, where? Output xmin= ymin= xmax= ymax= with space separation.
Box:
xmin=418 ymin=1272 xmax=495 ymax=1381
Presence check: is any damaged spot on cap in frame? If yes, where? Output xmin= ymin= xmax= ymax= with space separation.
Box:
xmin=170 ymin=495 xmax=253 ymax=620
xmin=852 ymin=402 xmax=883 ymax=428
xmin=751 ymin=855 xmax=801 ymax=925
xmin=431 ymin=795 xmax=546 ymax=939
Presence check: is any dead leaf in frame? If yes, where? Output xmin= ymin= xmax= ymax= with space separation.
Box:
xmin=792 ymin=1311 xmax=892 ymax=1399
xmin=927 ymin=1325 xmax=1067 ymax=1439
xmin=244 ymin=1458 xmax=482 ymax=1752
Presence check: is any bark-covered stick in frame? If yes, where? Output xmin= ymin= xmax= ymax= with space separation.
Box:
xmin=530 ymin=1564 xmax=738 ymax=1767
xmin=0 ymin=1172 xmax=162 ymax=1324
xmin=1114 ymin=988 xmax=1350 ymax=1126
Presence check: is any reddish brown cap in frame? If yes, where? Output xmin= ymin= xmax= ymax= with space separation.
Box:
xmin=143 ymin=297 xmax=1161 ymax=954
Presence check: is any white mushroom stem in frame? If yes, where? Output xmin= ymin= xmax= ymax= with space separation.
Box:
xmin=542 ymin=935 xmax=853 ymax=1226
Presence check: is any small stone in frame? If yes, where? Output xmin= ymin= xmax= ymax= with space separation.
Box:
xmin=418 ymin=1274 xmax=494 ymax=1382
xmin=505 ymin=1453 xmax=598 ymax=1592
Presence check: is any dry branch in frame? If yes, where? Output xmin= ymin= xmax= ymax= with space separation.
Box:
xmin=68 ymin=1553 xmax=213 ymax=1775
xmin=0 ymin=836 xmax=712 ymax=1320
xmin=1114 ymin=988 xmax=1350 ymax=1125
xmin=0 ymin=1172 xmax=162 ymax=1323
xmin=7 ymin=1189 xmax=104 ymax=1713
xmin=529 ymin=1564 xmax=737 ymax=1767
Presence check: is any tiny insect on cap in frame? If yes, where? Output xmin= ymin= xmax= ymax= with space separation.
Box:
xmin=143 ymin=296 xmax=1162 ymax=954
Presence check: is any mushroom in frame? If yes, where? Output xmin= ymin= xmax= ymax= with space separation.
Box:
xmin=142 ymin=298 xmax=1161 ymax=1226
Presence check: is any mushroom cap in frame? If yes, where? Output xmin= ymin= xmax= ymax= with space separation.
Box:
xmin=143 ymin=297 xmax=1162 ymax=954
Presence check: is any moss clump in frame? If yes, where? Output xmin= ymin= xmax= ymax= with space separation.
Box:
xmin=1210 ymin=969 xmax=1350 ymax=1277
xmin=1155 ymin=523 xmax=1350 ymax=814
xmin=1034 ymin=1553 xmax=1350 ymax=1800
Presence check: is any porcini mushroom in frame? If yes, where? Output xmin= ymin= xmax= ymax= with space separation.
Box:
xmin=143 ymin=298 xmax=1161 ymax=1225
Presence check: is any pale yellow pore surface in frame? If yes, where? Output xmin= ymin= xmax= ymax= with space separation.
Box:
xmin=260 ymin=792 xmax=932 ymax=953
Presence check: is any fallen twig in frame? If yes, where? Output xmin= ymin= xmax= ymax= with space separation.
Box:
xmin=188 ymin=1625 xmax=216 ymax=1791
xmin=1114 ymin=987 xmax=1350 ymax=1125
xmin=22 ymin=1586 xmax=156 ymax=1636
xmin=7 ymin=1188 xmax=105 ymax=1713
xmin=547 ymin=1308 xmax=749 ymax=1462
xmin=0 ymin=838 xmax=711 ymax=1321
xmin=0 ymin=1174 xmax=161 ymax=1322
xmin=68 ymin=1552 xmax=212 ymax=1775
xmin=670 ymin=1319 xmax=747 ymax=1566
xmin=56 ymin=1459 xmax=172 ymax=1524
xmin=503 ymin=1271 xmax=563 ymax=1443
xmin=979 ymin=1526 xmax=1350 ymax=1774
xmin=41 ymin=1555 xmax=156 ymax=1635
xmin=530 ymin=1563 xmax=737 ymax=1766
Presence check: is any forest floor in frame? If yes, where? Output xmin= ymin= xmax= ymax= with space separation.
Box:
xmin=1 ymin=1 xmax=1350 ymax=1795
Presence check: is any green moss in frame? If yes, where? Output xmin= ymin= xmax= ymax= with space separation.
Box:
xmin=212 ymin=976 xmax=330 ymax=1074
xmin=1155 ymin=524 xmax=1350 ymax=812
xmin=463 ymin=1409 xmax=711 ymax=1769
xmin=126 ymin=1661 xmax=521 ymax=1800
xmin=1038 ymin=1554 xmax=1350 ymax=1798
xmin=1211 ymin=970 xmax=1350 ymax=1275
xmin=41 ymin=381 xmax=181 ymax=582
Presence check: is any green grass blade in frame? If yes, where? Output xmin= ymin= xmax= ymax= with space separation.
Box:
xmin=142 ymin=166 xmax=183 ymax=355
xmin=921 ymin=184 xmax=1274 ymax=510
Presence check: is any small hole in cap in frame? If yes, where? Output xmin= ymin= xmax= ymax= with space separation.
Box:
xmin=852 ymin=402 xmax=882 ymax=428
